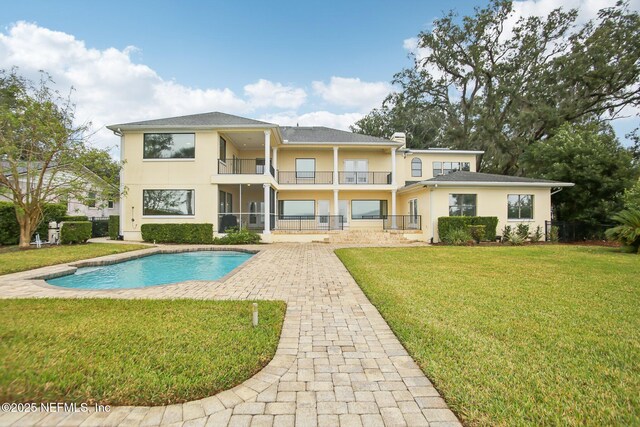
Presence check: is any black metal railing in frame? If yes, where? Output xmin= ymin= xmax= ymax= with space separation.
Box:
xmin=276 ymin=215 xmax=344 ymax=231
xmin=338 ymin=171 xmax=392 ymax=185
xmin=383 ymin=215 xmax=422 ymax=231
xmin=545 ymin=220 xmax=614 ymax=242
xmin=278 ymin=171 xmax=333 ymax=184
xmin=218 ymin=159 xmax=274 ymax=176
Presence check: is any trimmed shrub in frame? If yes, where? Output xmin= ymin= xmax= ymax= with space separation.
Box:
xmin=213 ymin=227 xmax=261 ymax=245
xmin=108 ymin=215 xmax=120 ymax=240
xmin=0 ymin=202 xmax=20 ymax=245
xmin=441 ymin=227 xmax=472 ymax=245
xmin=141 ymin=223 xmax=213 ymax=244
xmin=438 ymin=216 xmax=498 ymax=242
xmin=60 ymin=221 xmax=92 ymax=244
xmin=501 ymin=225 xmax=513 ymax=243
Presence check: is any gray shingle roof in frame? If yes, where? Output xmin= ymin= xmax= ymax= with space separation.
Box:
xmin=280 ymin=127 xmax=395 ymax=144
xmin=420 ymin=171 xmax=572 ymax=186
xmin=107 ymin=112 xmax=275 ymax=129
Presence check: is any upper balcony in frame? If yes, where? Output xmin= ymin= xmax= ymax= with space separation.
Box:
xmin=276 ymin=171 xmax=392 ymax=185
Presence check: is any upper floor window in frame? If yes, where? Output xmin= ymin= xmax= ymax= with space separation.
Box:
xmin=411 ymin=158 xmax=422 ymax=177
xmin=449 ymin=194 xmax=476 ymax=216
xmin=219 ymin=137 xmax=227 ymax=162
xmin=143 ymin=133 xmax=195 ymax=159
xmin=107 ymin=200 xmax=114 ymax=209
xmin=296 ymin=158 xmax=316 ymax=179
xmin=433 ymin=161 xmax=471 ymax=176
xmin=508 ymin=194 xmax=534 ymax=220
xmin=87 ymin=191 xmax=96 ymax=208
xmin=143 ymin=189 xmax=195 ymax=216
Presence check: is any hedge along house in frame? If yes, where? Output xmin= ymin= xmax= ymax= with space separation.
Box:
xmin=106 ymin=112 xmax=573 ymax=243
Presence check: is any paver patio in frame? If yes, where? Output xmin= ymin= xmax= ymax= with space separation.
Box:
xmin=0 ymin=243 xmax=460 ymax=427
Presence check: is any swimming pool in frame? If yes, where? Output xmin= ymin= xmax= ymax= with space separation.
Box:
xmin=46 ymin=251 xmax=253 ymax=290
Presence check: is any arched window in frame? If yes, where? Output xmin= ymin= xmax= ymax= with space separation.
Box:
xmin=411 ymin=158 xmax=422 ymax=177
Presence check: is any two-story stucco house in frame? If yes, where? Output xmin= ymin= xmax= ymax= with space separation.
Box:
xmin=107 ymin=112 xmax=572 ymax=242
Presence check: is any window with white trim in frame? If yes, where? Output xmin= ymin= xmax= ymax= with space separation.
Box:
xmin=508 ymin=194 xmax=534 ymax=219
xmin=411 ymin=158 xmax=422 ymax=177
xmin=143 ymin=190 xmax=194 ymax=216
xmin=449 ymin=194 xmax=476 ymax=216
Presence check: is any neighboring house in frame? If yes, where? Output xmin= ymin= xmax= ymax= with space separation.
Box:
xmin=106 ymin=112 xmax=573 ymax=242
xmin=0 ymin=163 xmax=119 ymax=219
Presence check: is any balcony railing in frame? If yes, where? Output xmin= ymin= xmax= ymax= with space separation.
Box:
xmin=218 ymin=212 xmax=274 ymax=232
xmin=278 ymin=171 xmax=333 ymax=184
xmin=382 ymin=215 xmax=422 ymax=231
xmin=338 ymin=171 xmax=392 ymax=185
xmin=218 ymin=159 xmax=274 ymax=176
xmin=276 ymin=215 xmax=344 ymax=231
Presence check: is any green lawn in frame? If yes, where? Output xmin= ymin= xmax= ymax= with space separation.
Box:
xmin=0 ymin=243 xmax=149 ymax=275
xmin=0 ymin=299 xmax=286 ymax=405
xmin=336 ymin=245 xmax=640 ymax=426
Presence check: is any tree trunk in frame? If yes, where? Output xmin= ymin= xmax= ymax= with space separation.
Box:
xmin=18 ymin=217 xmax=32 ymax=249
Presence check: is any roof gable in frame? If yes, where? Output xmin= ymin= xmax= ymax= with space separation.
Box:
xmin=107 ymin=112 xmax=275 ymax=129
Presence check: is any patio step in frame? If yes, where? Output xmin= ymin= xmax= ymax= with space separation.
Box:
xmin=323 ymin=230 xmax=415 ymax=244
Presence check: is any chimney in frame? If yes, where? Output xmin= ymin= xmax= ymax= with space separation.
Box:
xmin=390 ymin=132 xmax=406 ymax=149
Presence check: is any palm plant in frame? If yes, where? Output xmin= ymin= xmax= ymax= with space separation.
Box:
xmin=605 ymin=209 xmax=640 ymax=253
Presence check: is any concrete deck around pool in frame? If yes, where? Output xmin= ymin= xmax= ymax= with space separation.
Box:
xmin=0 ymin=243 xmax=460 ymax=427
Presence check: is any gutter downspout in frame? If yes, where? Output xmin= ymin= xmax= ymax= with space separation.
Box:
xmin=429 ymin=184 xmax=437 ymax=243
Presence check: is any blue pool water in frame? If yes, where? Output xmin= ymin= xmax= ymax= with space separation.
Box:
xmin=47 ymin=251 xmax=253 ymax=290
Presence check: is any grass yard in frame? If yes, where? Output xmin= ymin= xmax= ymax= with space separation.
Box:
xmin=336 ymin=245 xmax=640 ymax=426
xmin=0 ymin=243 xmax=149 ymax=275
xmin=0 ymin=299 xmax=285 ymax=405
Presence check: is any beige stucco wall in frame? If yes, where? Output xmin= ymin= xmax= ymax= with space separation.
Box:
xmin=395 ymin=152 xmax=478 ymax=184
xmin=428 ymin=186 xmax=552 ymax=242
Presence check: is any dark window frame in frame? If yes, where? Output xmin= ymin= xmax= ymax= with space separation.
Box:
xmin=219 ymin=136 xmax=227 ymax=163
xmin=433 ymin=161 xmax=471 ymax=176
xmin=351 ymin=199 xmax=388 ymax=220
xmin=508 ymin=194 xmax=534 ymax=220
xmin=143 ymin=133 xmax=195 ymax=159
xmin=278 ymin=200 xmax=316 ymax=219
xmin=448 ymin=194 xmax=477 ymax=217
xmin=107 ymin=200 xmax=114 ymax=209
xmin=142 ymin=189 xmax=195 ymax=216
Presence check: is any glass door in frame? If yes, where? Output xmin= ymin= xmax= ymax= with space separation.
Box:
xmin=344 ymin=159 xmax=368 ymax=184
xmin=339 ymin=200 xmax=349 ymax=228
xmin=318 ymin=200 xmax=330 ymax=226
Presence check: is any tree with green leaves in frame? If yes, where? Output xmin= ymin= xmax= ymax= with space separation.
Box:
xmin=352 ymin=0 xmax=640 ymax=176
xmin=522 ymin=122 xmax=637 ymax=224
xmin=0 ymin=69 xmax=118 ymax=248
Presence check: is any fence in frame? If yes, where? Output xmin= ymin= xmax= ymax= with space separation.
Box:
xmin=89 ymin=217 xmax=109 ymax=238
xmin=545 ymin=220 xmax=614 ymax=242
xmin=382 ymin=215 xmax=422 ymax=231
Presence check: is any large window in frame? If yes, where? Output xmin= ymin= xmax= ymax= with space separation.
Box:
xmin=433 ymin=161 xmax=471 ymax=176
xmin=411 ymin=158 xmax=422 ymax=177
xmin=449 ymin=194 xmax=476 ymax=216
xmin=296 ymin=158 xmax=315 ymax=179
xmin=143 ymin=190 xmax=195 ymax=216
xmin=508 ymin=194 xmax=534 ymax=219
xmin=351 ymin=200 xmax=388 ymax=219
xmin=143 ymin=133 xmax=195 ymax=159
xmin=219 ymin=137 xmax=227 ymax=162
xmin=278 ymin=200 xmax=315 ymax=218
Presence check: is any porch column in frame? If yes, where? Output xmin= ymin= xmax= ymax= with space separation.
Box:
xmin=391 ymin=189 xmax=397 ymax=229
xmin=333 ymin=147 xmax=339 ymax=185
xmin=333 ymin=189 xmax=339 ymax=216
xmin=263 ymin=183 xmax=271 ymax=234
xmin=273 ymin=147 xmax=278 ymax=173
xmin=391 ymin=147 xmax=397 ymax=186
xmin=264 ymin=130 xmax=271 ymax=176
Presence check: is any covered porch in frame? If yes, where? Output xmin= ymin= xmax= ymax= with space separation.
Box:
xmin=218 ymin=183 xmax=275 ymax=233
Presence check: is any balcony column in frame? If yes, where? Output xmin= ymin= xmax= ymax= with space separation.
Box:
xmin=391 ymin=189 xmax=397 ymax=229
xmin=333 ymin=146 xmax=339 ymax=185
xmin=333 ymin=189 xmax=339 ymax=216
xmin=263 ymin=183 xmax=271 ymax=234
xmin=264 ymin=130 xmax=271 ymax=176
xmin=272 ymin=147 xmax=278 ymax=172
xmin=391 ymin=147 xmax=397 ymax=186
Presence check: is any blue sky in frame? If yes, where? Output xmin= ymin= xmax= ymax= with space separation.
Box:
xmin=0 ymin=0 xmax=638 ymax=150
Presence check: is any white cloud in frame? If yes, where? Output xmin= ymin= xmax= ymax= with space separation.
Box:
xmin=244 ymin=79 xmax=307 ymax=109
xmin=312 ymin=77 xmax=392 ymax=111
xmin=260 ymin=111 xmax=364 ymax=131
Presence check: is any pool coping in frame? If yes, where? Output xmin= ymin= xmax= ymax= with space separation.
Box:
xmin=0 ymin=245 xmax=264 ymax=293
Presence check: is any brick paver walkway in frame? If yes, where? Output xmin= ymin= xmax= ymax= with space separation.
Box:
xmin=0 ymin=244 xmax=460 ymax=427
